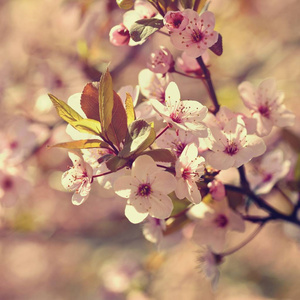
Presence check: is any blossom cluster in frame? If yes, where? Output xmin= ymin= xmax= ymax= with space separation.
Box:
xmin=47 ymin=0 xmax=298 ymax=290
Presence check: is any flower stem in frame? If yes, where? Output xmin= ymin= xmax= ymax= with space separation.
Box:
xmin=196 ymin=56 xmax=220 ymax=114
xmin=173 ymin=70 xmax=200 ymax=79
xmin=155 ymin=124 xmax=170 ymax=140
xmin=220 ymin=223 xmax=265 ymax=256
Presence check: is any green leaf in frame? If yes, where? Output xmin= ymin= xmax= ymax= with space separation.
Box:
xmin=130 ymin=18 xmax=164 ymax=42
xmin=48 ymin=94 xmax=83 ymax=124
xmin=49 ymin=139 xmax=110 ymax=150
xmin=125 ymin=92 xmax=136 ymax=126
xmin=209 ymin=33 xmax=223 ymax=56
xmin=179 ymin=0 xmax=195 ymax=9
xmin=141 ymin=149 xmax=176 ymax=163
xmin=105 ymin=91 xmax=128 ymax=149
xmin=294 ymin=154 xmax=300 ymax=182
xmin=119 ymin=120 xmax=156 ymax=158
xmin=116 ymin=0 xmax=134 ymax=9
xmin=72 ymin=119 xmax=102 ymax=136
xmin=99 ymin=68 xmax=114 ymax=133
xmin=80 ymin=82 xmax=100 ymax=121
xmin=106 ymin=156 xmax=129 ymax=172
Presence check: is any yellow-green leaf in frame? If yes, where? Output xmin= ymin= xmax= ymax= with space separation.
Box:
xmin=99 ymin=68 xmax=114 ymax=133
xmin=140 ymin=149 xmax=176 ymax=163
xmin=125 ymin=93 xmax=135 ymax=126
xmin=119 ymin=120 xmax=156 ymax=158
xmin=105 ymin=91 xmax=128 ymax=149
xmin=116 ymin=0 xmax=134 ymax=9
xmin=106 ymin=156 xmax=129 ymax=172
xmin=48 ymin=94 xmax=83 ymax=124
xmin=72 ymin=119 xmax=102 ymax=136
xmin=49 ymin=139 xmax=110 ymax=150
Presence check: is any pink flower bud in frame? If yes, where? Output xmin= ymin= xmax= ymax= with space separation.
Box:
xmin=208 ymin=180 xmax=225 ymax=201
xmin=109 ymin=23 xmax=130 ymax=46
xmin=147 ymin=46 xmax=174 ymax=74
xmin=164 ymin=11 xmax=189 ymax=32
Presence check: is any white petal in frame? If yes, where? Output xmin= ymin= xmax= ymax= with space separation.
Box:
xmin=148 ymin=193 xmax=174 ymax=219
xmin=132 ymin=155 xmax=159 ymax=181
xmin=72 ymin=191 xmax=89 ymax=205
xmin=114 ymin=176 xmax=138 ymax=198
xmin=125 ymin=204 xmax=148 ymax=224
xmin=151 ymin=171 xmax=177 ymax=194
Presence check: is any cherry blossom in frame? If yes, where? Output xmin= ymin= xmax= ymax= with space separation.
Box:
xmin=142 ymin=217 xmax=166 ymax=245
xmin=208 ymin=179 xmax=226 ymax=201
xmin=238 ymin=78 xmax=295 ymax=136
xmin=175 ymin=143 xmax=205 ymax=204
xmin=0 ymin=118 xmax=37 ymax=164
xmin=176 ymin=51 xmax=209 ymax=75
xmin=191 ymin=198 xmax=245 ymax=252
xmin=109 ymin=23 xmax=130 ymax=46
xmin=0 ymin=167 xmax=31 ymax=207
xmin=117 ymin=85 xmax=140 ymax=107
xmin=147 ymin=46 xmax=174 ymax=74
xmin=245 ymin=149 xmax=291 ymax=194
xmin=120 ymin=0 xmax=157 ymax=46
xmin=155 ymin=129 xmax=199 ymax=157
xmin=170 ymin=10 xmax=219 ymax=58
xmin=164 ymin=10 xmax=189 ymax=32
xmin=114 ymin=155 xmax=177 ymax=223
xmin=61 ymin=151 xmax=93 ymax=205
xmin=151 ymin=81 xmax=208 ymax=136
xmin=205 ymin=115 xmax=266 ymax=170
xmin=197 ymin=247 xmax=223 ymax=290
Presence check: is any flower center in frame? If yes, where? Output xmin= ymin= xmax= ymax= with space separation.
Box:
xmin=191 ymin=29 xmax=203 ymax=43
xmin=137 ymin=183 xmax=152 ymax=197
xmin=258 ymin=105 xmax=270 ymax=118
xmin=214 ymin=214 xmax=228 ymax=228
xmin=263 ymin=173 xmax=272 ymax=182
xmin=171 ymin=13 xmax=184 ymax=28
xmin=9 ymin=141 xmax=18 ymax=149
xmin=2 ymin=177 xmax=13 ymax=190
xmin=173 ymin=141 xmax=186 ymax=156
xmin=224 ymin=142 xmax=239 ymax=156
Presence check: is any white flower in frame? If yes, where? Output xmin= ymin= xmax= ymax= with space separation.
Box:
xmin=175 ymin=143 xmax=205 ymax=204
xmin=205 ymin=116 xmax=266 ymax=170
xmin=197 ymin=247 xmax=223 ymax=290
xmin=155 ymin=129 xmax=199 ymax=157
xmin=192 ymin=198 xmax=245 ymax=252
xmin=114 ymin=155 xmax=177 ymax=223
xmin=238 ymin=78 xmax=295 ymax=136
xmin=151 ymin=82 xmax=208 ymax=136
xmin=246 ymin=149 xmax=291 ymax=194
xmin=61 ymin=151 xmax=93 ymax=205
xmin=142 ymin=217 xmax=166 ymax=245
xmin=0 ymin=166 xmax=31 ymax=207
xmin=170 ymin=10 xmax=218 ymax=58
xmin=147 ymin=46 xmax=174 ymax=74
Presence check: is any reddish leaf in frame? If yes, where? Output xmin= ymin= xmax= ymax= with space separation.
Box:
xmin=80 ymin=82 xmax=100 ymax=121
xmin=209 ymin=34 xmax=223 ymax=56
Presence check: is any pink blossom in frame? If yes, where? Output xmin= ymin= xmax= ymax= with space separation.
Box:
xmin=205 ymin=116 xmax=266 ymax=170
xmin=155 ymin=129 xmax=199 ymax=157
xmin=197 ymin=247 xmax=223 ymax=290
xmin=138 ymin=68 xmax=171 ymax=103
xmin=170 ymin=10 xmax=219 ymax=58
xmin=175 ymin=143 xmax=205 ymax=204
xmin=177 ymin=51 xmax=209 ymax=75
xmin=151 ymin=81 xmax=208 ymax=136
xmin=114 ymin=155 xmax=177 ymax=223
xmin=208 ymin=179 xmax=225 ymax=201
xmin=61 ymin=151 xmax=93 ymax=205
xmin=109 ymin=23 xmax=130 ymax=46
xmin=238 ymin=78 xmax=295 ymax=136
xmin=164 ymin=11 xmax=189 ymax=32
xmin=147 ymin=46 xmax=174 ymax=74
xmin=245 ymin=149 xmax=291 ymax=194
xmin=0 ymin=167 xmax=31 ymax=207
xmin=142 ymin=217 xmax=166 ymax=245
xmin=192 ymin=198 xmax=245 ymax=252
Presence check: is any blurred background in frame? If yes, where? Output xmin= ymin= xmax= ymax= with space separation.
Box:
xmin=0 ymin=0 xmax=299 ymax=299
